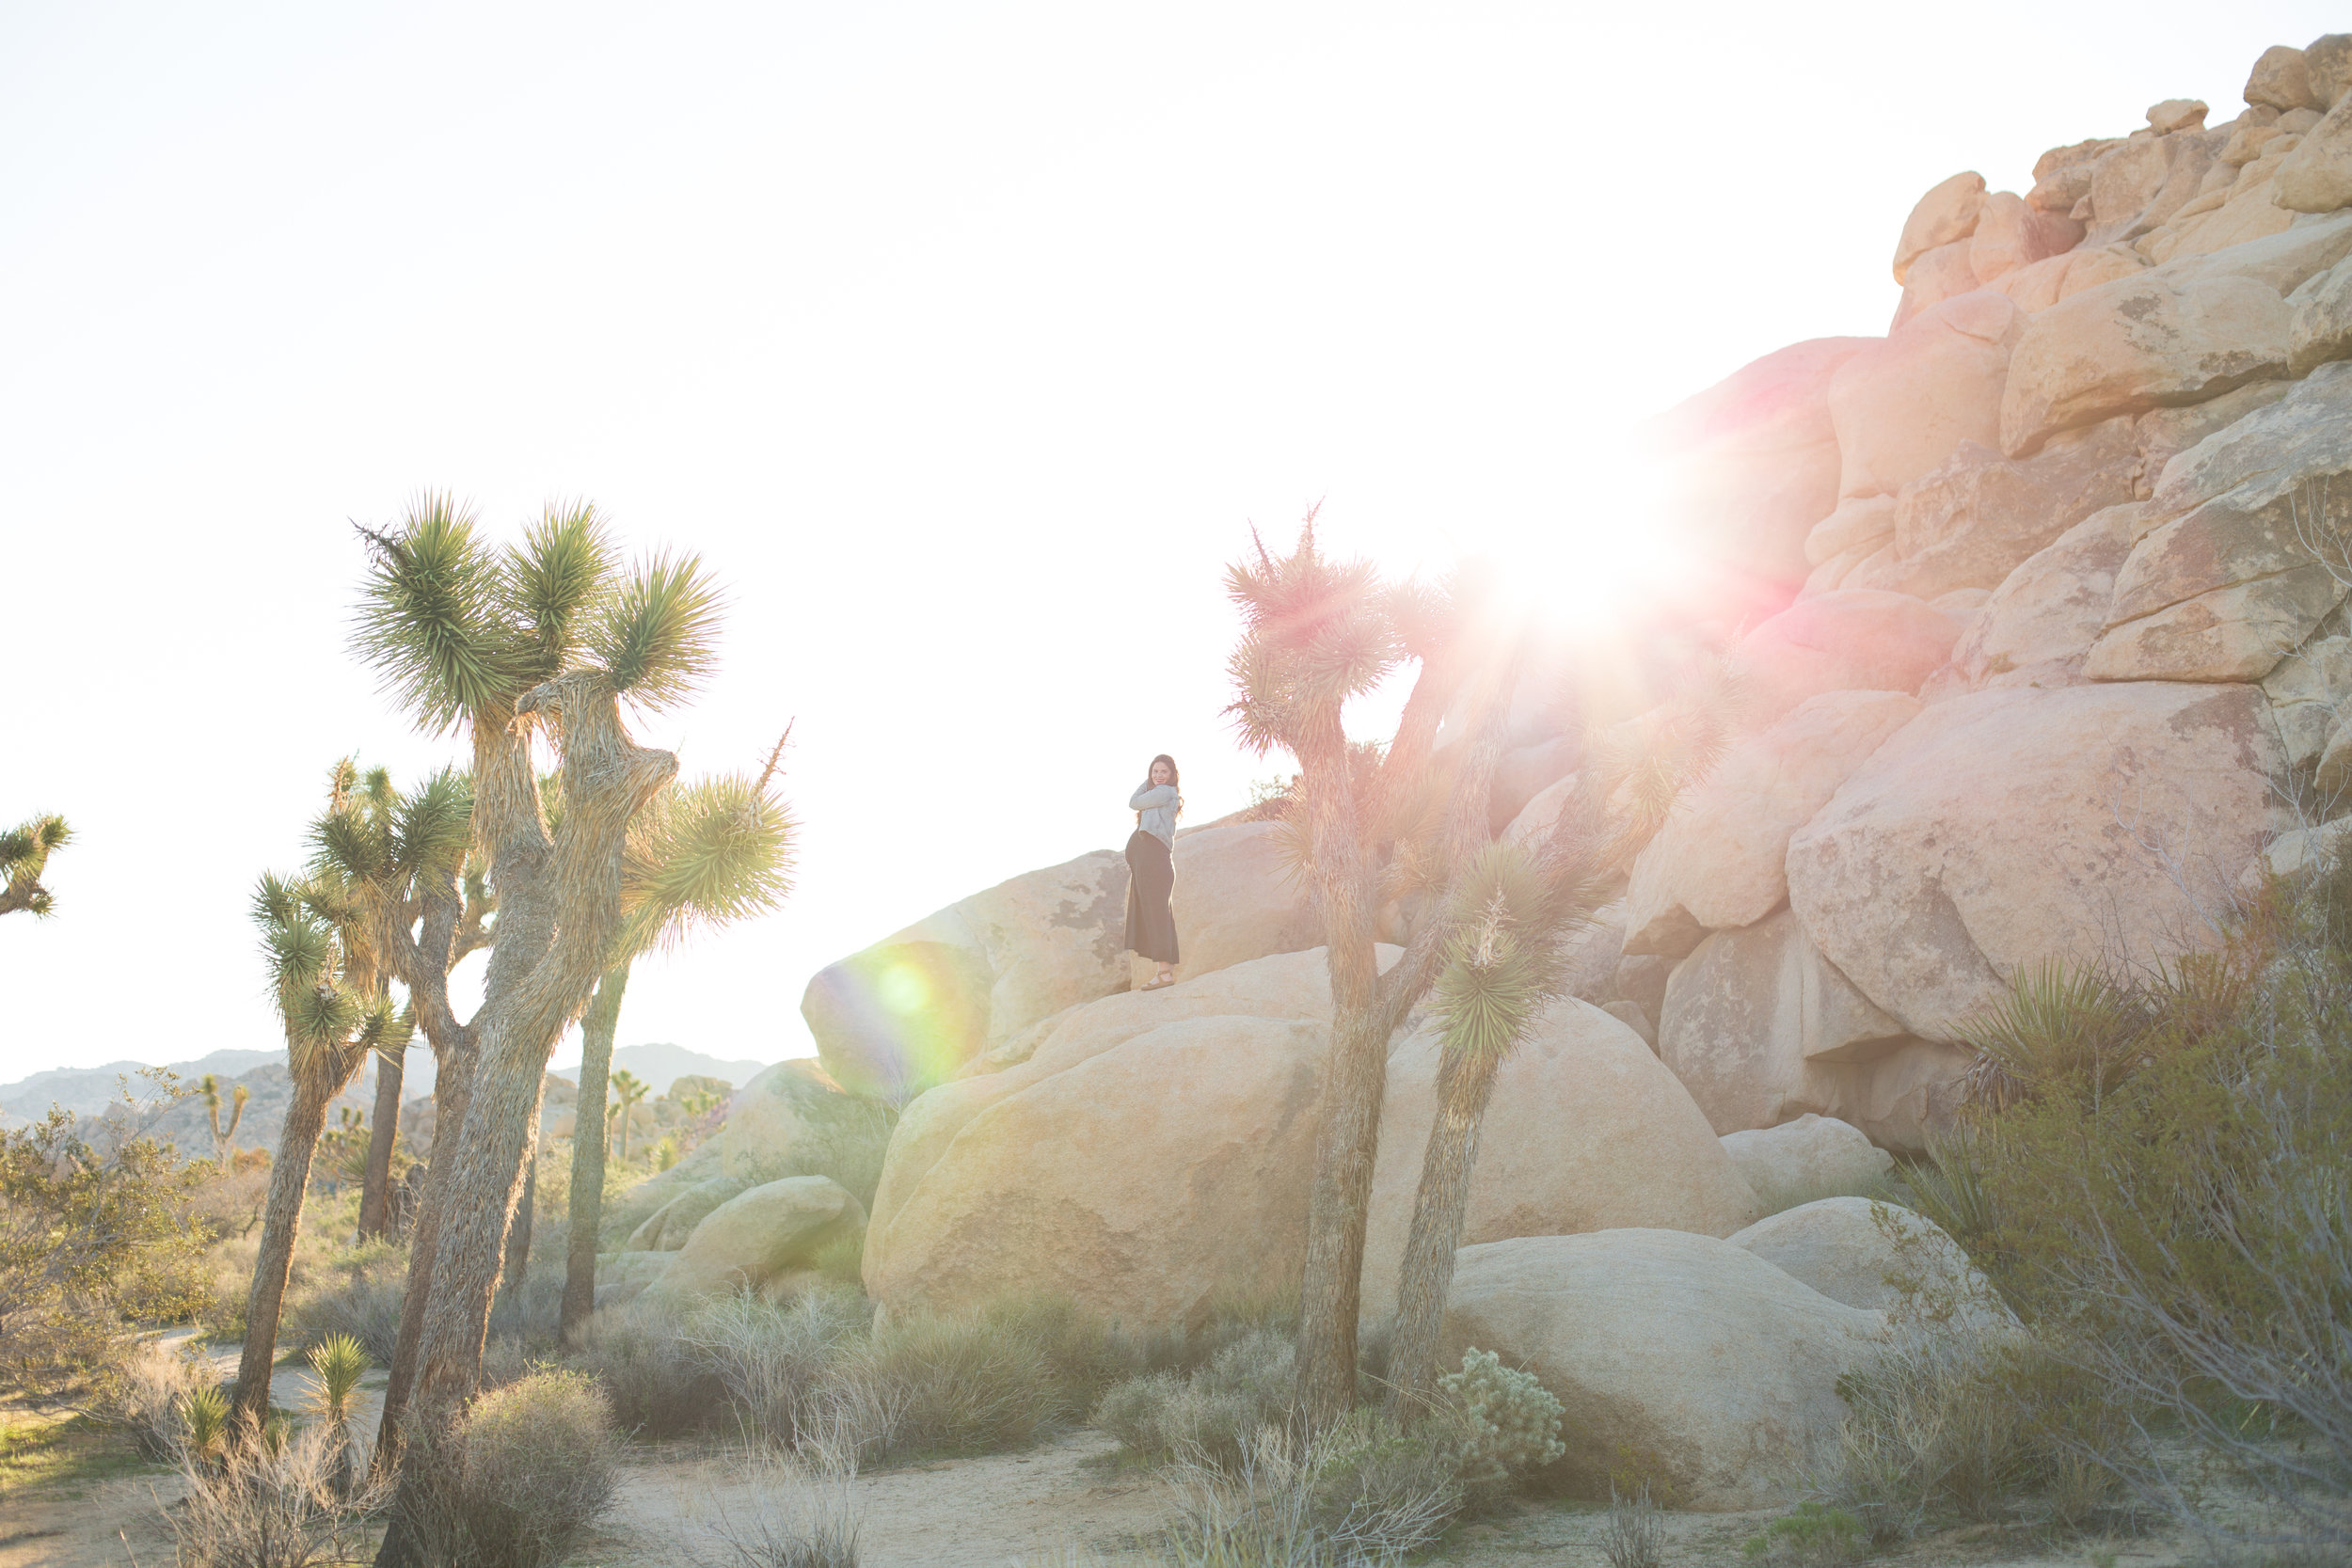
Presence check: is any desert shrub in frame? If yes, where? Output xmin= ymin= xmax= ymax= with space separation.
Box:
xmin=574 ymin=1297 xmax=726 ymax=1436
xmin=828 ymin=1307 xmax=1058 ymax=1461
xmin=731 ymin=1096 xmax=898 ymax=1211
xmin=684 ymin=1288 xmax=869 ymax=1446
xmin=1818 ymin=1331 xmax=2137 ymax=1544
xmin=977 ymin=1293 xmax=1147 ymax=1414
xmin=1600 ymin=1481 xmax=1663 ymax=1568
xmin=687 ymin=1444 xmax=861 ymax=1568
xmin=407 ymin=1368 xmax=621 ymax=1568
xmin=1742 ymin=1501 xmax=1865 ymax=1564
xmin=1160 ymin=1413 xmax=1461 ymax=1566
xmin=1096 ymin=1327 xmax=1296 ymax=1470
xmin=283 ymin=1241 xmax=407 ymax=1363
xmin=0 ymin=1099 xmax=210 ymax=1406
xmin=1947 ymin=855 xmax=2352 ymax=1549
xmin=169 ymin=1418 xmax=389 ymax=1568
xmin=1437 ymin=1348 xmax=1564 ymax=1495
xmin=90 ymin=1337 xmax=218 ymax=1460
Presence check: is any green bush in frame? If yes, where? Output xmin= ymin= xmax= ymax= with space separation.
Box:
xmin=1437 ymin=1348 xmax=1564 ymax=1494
xmin=1820 ymin=1329 xmax=2137 ymax=1543
xmin=1096 ymin=1328 xmax=1295 ymax=1470
xmin=409 ymin=1368 xmax=621 ymax=1568
xmin=1742 ymin=1501 xmax=1865 ymax=1564
xmin=829 ymin=1307 xmax=1059 ymax=1461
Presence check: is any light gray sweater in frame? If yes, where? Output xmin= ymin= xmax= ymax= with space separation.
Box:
xmin=1130 ymin=783 xmax=1181 ymax=847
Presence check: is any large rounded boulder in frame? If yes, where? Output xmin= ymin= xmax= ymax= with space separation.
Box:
xmin=1357 ymin=1002 xmax=1760 ymax=1324
xmin=1728 ymin=1197 xmax=2011 ymax=1333
xmin=1438 ymin=1230 xmax=1887 ymax=1510
xmin=1786 ymin=681 xmax=2282 ymax=1040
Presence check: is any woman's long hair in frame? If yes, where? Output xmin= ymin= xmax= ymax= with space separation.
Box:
xmin=1141 ymin=753 xmax=1183 ymax=824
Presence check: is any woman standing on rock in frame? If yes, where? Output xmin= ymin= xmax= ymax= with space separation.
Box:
xmin=1126 ymin=754 xmax=1183 ymax=990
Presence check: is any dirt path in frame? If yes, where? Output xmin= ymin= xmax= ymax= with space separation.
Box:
xmin=584 ymin=1429 xmax=1165 ymax=1567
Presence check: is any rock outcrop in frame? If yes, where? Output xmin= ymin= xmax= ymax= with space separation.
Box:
xmin=1729 ymin=1197 xmax=2011 ymax=1333
xmin=1438 ymin=1230 xmax=1888 ymax=1510
xmin=1357 ymin=1002 xmax=1760 ymax=1323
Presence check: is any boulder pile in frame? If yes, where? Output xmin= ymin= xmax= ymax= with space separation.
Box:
xmin=698 ymin=34 xmax=2352 ymax=1509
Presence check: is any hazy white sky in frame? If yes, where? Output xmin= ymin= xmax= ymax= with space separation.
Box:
xmin=4 ymin=1 xmax=2337 ymax=1084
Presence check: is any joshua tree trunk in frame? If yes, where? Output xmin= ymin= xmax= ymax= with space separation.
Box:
xmin=498 ymin=1148 xmax=536 ymax=1314
xmin=356 ymin=1047 xmax=404 ymax=1240
xmin=376 ymin=680 xmax=673 ymax=1568
xmin=1383 ymin=1042 xmax=1504 ymax=1415
xmin=561 ymin=963 xmax=628 ymax=1345
xmin=1291 ymin=717 xmax=1392 ymax=1428
xmin=1284 ymin=641 xmax=1521 ymax=1431
xmin=230 ymin=1076 xmax=334 ymax=1434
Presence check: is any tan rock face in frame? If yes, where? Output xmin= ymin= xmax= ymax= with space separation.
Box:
xmin=863 ymin=945 xmax=1386 ymax=1296
xmin=2248 ymin=45 xmax=2322 ymax=114
xmin=865 ymin=1013 xmax=1327 ymax=1325
xmin=1992 ymin=246 xmax=2146 ymax=313
xmin=2273 ymin=92 xmax=2352 ymax=213
xmin=1729 ymin=1197 xmax=2010 ymax=1332
xmin=1891 ymin=241 xmax=1981 ymax=330
xmin=802 ymin=819 xmax=1318 ymax=1097
xmin=2290 ymin=254 xmax=2352 ymax=374
xmin=1730 ymin=591 xmax=1961 ymax=726
xmin=1893 ymin=172 xmax=1987 ymax=284
xmin=721 ymin=1058 xmax=858 ymax=1181
xmin=1804 ymin=496 xmax=1896 ymax=567
xmin=2086 ymin=129 xmax=2219 ymax=246
xmin=2262 ymin=635 xmax=2352 ymax=769
xmin=1438 ymin=1231 xmax=1888 ymax=1510
xmin=1626 ymin=691 xmax=1919 ymax=950
xmin=1831 ymin=291 xmax=2023 ymax=499
xmin=1356 ymin=1003 xmax=1760 ymax=1324
xmin=2028 ymin=138 xmax=2126 ymax=215
xmin=1786 ymin=683 xmax=2281 ymax=1042
xmin=1885 ymin=419 xmax=2137 ymax=600
xmin=1942 ymin=504 xmax=2137 ymax=691
xmin=2134 ymin=381 xmax=2295 ymax=497
xmin=1645 ymin=337 xmax=1876 ymax=607
xmin=2000 ymin=273 xmax=2292 ymax=457
xmin=626 ymin=1177 xmax=746 ymax=1252
xmin=2092 ymin=364 xmax=2352 ymax=680
xmin=1719 ymin=1115 xmax=1892 ymax=1210
xmin=1658 ymin=910 xmax=1914 ymax=1136
xmin=2310 ymin=34 xmax=2352 ymax=111
xmin=662 ymin=1175 xmax=866 ymax=1297
xmin=1967 ymin=191 xmax=2082 ymax=284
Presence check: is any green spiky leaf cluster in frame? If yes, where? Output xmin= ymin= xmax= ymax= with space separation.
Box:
xmin=1223 ymin=520 xmax=1402 ymax=755
xmin=619 ymin=769 xmax=797 ymax=959
xmin=1 ymin=813 xmax=72 ymax=919
xmin=1431 ymin=842 xmax=1577 ymax=1061
xmin=353 ymin=494 xmax=723 ymax=734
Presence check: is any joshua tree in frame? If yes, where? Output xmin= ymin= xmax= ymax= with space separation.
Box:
xmin=606 ymin=1069 xmax=650 ymax=1164
xmin=230 ymin=863 xmax=411 ymax=1435
xmin=1380 ymin=693 xmax=1728 ymax=1414
xmin=1224 ymin=520 xmax=1531 ymax=1426
xmin=198 ymin=1074 xmax=250 ymax=1165
xmin=0 ymin=813 xmax=72 ymax=918
xmin=304 ymin=760 xmax=486 ymax=1240
xmin=349 ymin=496 xmax=742 ymax=1558
xmin=560 ymin=742 xmax=796 ymax=1344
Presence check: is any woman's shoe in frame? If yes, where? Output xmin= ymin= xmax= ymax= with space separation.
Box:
xmin=1139 ymin=974 xmax=1176 ymax=991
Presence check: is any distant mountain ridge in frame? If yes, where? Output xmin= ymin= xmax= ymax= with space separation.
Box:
xmin=0 ymin=1041 xmax=784 ymax=1133
xmin=553 ymin=1043 xmax=775 ymax=1099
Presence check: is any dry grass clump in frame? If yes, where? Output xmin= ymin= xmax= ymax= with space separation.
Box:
xmin=95 ymin=1336 xmax=219 ymax=1460
xmin=169 ymin=1419 xmax=389 ymax=1568
xmin=1096 ymin=1329 xmax=1297 ymax=1471
xmin=1159 ymin=1415 xmax=1464 ymax=1567
xmin=687 ymin=1443 xmax=862 ymax=1568
xmin=826 ymin=1307 xmax=1059 ymax=1462
xmin=1814 ymin=1329 xmax=2138 ymax=1545
xmin=683 ymin=1287 xmax=869 ymax=1446
xmin=1600 ymin=1481 xmax=1663 ymax=1568
xmin=281 ymin=1241 xmax=408 ymax=1364
xmin=404 ymin=1367 xmax=622 ymax=1568
xmin=573 ymin=1296 xmax=728 ymax=1436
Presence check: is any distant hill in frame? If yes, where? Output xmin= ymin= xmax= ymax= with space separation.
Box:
xmin=553 ymin=1043 xmax=775 ymax=1099
xmin=0 ymin=1048 xmax=283 ymax=1122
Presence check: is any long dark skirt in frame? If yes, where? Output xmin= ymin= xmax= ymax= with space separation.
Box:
xmin=1123 ymin=829 xmax=1180 ymax=964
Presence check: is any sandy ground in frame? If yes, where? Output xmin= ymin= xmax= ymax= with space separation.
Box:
xmin=0 ymin=1394 xmax=2217 ymax=1568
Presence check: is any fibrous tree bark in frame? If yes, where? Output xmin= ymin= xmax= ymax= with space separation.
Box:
xmin=558 ymin=733 xmax=795 ymax=1345
xmin=345 ymin=499 xmax=787 ymax=1568
xmin=230 ymin=848 xmax=411 ymax=1436
xmin=1382 ymin=686 xmax=1733 ymax=1415
xmin=1224 ymin=524 xmax=1528 ymax=1427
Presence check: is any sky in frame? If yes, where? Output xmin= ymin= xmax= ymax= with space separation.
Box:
xmin=4 ymin=0 xmax=2341 ymax=1085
